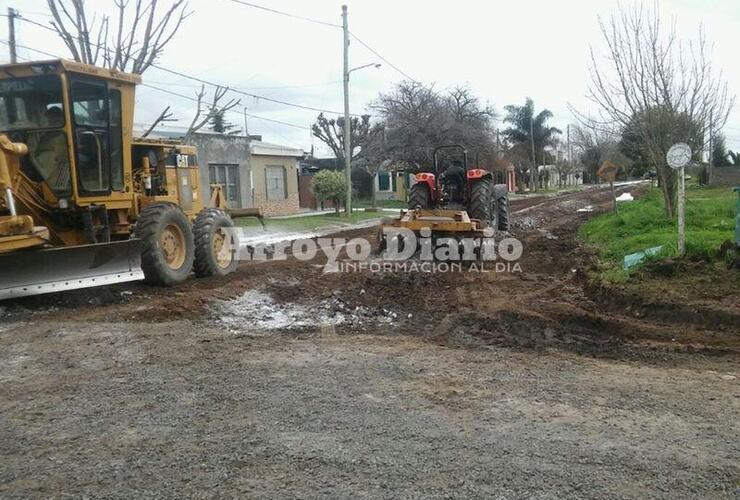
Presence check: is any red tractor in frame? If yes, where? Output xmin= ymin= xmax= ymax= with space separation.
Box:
xmin=407 ymin=145 xmax=510 ymax=231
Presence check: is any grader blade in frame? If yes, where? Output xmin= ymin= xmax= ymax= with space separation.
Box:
xmin=0 ymin=239 xmax=144 ymax=300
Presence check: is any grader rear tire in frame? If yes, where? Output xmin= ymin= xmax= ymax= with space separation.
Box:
xmin=193 ymin=208 xmax=238 ymax=278
xmin=134 ymin=203 xmax=195 ymax=286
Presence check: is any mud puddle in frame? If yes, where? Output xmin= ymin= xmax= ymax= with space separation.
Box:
xmin=213 ymin=289 xmax=406 ymax=334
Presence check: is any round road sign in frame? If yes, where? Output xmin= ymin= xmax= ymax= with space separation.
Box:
xmin=666 ymin=143 xmax=692 ymax=170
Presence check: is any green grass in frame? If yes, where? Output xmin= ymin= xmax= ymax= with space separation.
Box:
xmin=580 ymin=186 xmax=736 ymax=280
xmin=234 ymin=210 xmax=386 ymax=231
xmin=355 ymin=198 xmax=407 ymax=209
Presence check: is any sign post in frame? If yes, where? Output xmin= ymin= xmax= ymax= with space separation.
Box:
xmin=666 ymin=143 xmax=692 ymax=256
xmin=597 ymin=160 xmax=620 ymax=214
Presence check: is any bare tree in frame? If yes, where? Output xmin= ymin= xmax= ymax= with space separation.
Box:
xmin=570 ymin=123 xmax=622 ymax=183
xmin=311 ymin=113 xmax=378 ymax=162
xmin=47 ymin=0 xmax=192 ymax=75
xmin=141 ymin=105 xmax=174 ymax=137
xmin=371 ymin=82 xmax=496 ymax=169
xmin=184 ymin=85 xmax=240 ymax=139
xmin=311 ymin=113 xmax=384 ymax=206
xmin=579 ymin=2 xmax=734 ymax=217
xmin=45 ymin=0 xmax=202 ymax=136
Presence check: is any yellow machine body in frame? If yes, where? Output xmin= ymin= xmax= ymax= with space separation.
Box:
xmin=0 ymin=59 xmax=227 ymax=298
xmin=383 ymin=209 xmax=489 ymax=235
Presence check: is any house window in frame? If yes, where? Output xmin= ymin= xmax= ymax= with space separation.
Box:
xmin=265 ymin=165 xmax=287 ymax=201
xmin=377 ymin=171 xmax=391 ymax=192
xmin=208 ymin=163 xmax=240 ymax=207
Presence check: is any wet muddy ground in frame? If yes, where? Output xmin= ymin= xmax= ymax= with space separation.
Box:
xmin=1 ymin=185 xmax=738 ymax=498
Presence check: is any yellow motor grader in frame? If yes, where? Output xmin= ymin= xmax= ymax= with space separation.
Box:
xmin=0 ymin=59 xmax=239 ymax=299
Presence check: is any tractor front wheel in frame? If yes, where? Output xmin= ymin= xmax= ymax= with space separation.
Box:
xmin=193 ymin=208 xmax=239 ymax=278
xmin=134 ymin=203 xmax=195 ymax=286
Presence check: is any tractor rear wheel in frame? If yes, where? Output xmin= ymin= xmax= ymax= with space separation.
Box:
xmin=468 ymin=178 xmax=494 ymax=225
xmin=494 ymin=184 xmax=510 ymax=231
xmin=408 ymin=183 xmax=430 ymax=210
xmin=193 ymin=208 xmax=238 ymax=278
xmin=134 ymin=203 xmax=195 ymax=286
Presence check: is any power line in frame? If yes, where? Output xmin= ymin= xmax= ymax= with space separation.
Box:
xmin=148 ymin=63 xmax=355 ymax=115
xmin=131 ymin=118 xmax=306 ymax=149
xmin=14 ymin=14 xmax=356 ymax=116
xmin=240 ymin=80 xmax=343 ymax=91
xmin=0 ymin=38 xmax=57 ymax=59
xmin=222 ymin=0 xmax=417 ymax=82
xmin=224 ymin=0 xmax=340 ymax=28
xmin=348 ymin=32 xmax=417 ymax=82
xmin=0 ymin=40 xmax=311 ymax=134
xmin=139 ymin=83 xmax=310 ymax=130
xmin=142 ymin=78 xmax=341 ymax=91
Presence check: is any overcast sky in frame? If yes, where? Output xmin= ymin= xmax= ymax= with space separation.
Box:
xmin=1 ymin=0 xmax=739 ymax=155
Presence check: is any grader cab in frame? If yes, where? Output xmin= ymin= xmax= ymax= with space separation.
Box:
xmin=0 ymin=59 xmax=239 ymax=299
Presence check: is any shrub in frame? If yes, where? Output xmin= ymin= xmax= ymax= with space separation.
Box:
xmin=311 ymin=170 xmax=347 ymax=214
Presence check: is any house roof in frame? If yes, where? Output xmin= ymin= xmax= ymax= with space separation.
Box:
xmin=132 ymin=127 xmax=304 ymax=157
xmin=251 ymin=140 xmax=304 ymax=158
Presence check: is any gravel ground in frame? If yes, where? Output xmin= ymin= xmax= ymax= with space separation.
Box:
xmin=1 ymin=323 xmax=737 ymax=498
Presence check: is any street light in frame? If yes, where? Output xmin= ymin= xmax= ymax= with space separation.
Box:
xmin=349 ymin=63 xmax=382 ymax=75
xmin=342 ymin=62 xmax=380 ymax=217
xmin=342 ymin=5 xmax=382 ymax=217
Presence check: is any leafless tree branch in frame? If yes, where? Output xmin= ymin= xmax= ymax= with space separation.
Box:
xmin=184 ymin=85 xmax=241 ymax=139
xmin=576 ymin=2 xmax=734 ymax=217
xmin=141 ymin=105 xmax=175 ymax=137
xmin=46 ymin=0 xmax=190 ymax=74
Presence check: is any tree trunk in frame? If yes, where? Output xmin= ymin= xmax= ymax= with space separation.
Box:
xmin=371 ymin=175 xmax=377 ymax=208
xmin=656 ymin=165 xmax=676 ymax=219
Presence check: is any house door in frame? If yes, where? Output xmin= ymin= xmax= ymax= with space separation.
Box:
xmin=208 ymin=163 xmax=241 ymax=208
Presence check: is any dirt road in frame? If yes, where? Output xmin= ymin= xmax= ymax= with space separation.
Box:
xmin=1 ymin=186 xmax=738 ymax=498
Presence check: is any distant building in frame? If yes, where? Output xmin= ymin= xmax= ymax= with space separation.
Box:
xmin=375 ymin=168 xmax=409 ymax=201
xmin=249 ymin=140 xmax=304 ymax=215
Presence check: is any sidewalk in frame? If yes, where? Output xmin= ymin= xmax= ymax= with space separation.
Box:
xmin=237 ymin=217 xmax=384 ymax=248
xmin=270 ymin=207 xmax=400 ymax=220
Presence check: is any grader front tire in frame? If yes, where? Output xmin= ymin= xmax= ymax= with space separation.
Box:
xmin=134 ymin=203 xmax=195 ymax=286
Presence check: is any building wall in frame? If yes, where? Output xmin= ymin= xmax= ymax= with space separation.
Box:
xmin=188 ymin=134 xmax=251 ymax=209
xmin=374 ymin=170 xmax=407 ymax=201
xmin=250 ymin=154 xmax=300 ymax=216
xmin=710 ymin=168 xmax=740 ymax=187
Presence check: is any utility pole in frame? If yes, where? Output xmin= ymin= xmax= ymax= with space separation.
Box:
xmin=678 ymin=163 xmax=686 ymax=255
xmin=708 ymin=110 xmax=714 ymax=186
xmin=342 ymin=4 xmax=352 ymax=217
xmin=529 ymin=112 xmax=536 ymax=192
xmin=242 ymin=108 xmax=249 ymax=138
xmin=567 ymin=124 xmax=571 ymax=188
xmin=7 ymin=8 xmax=18 ymax=64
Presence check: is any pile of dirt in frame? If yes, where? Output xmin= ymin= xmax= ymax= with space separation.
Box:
xmin=3 ymin=184 xmax=737 ymax=362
